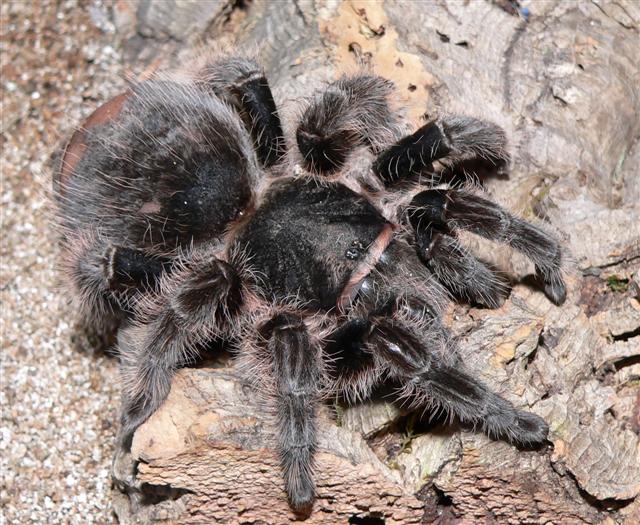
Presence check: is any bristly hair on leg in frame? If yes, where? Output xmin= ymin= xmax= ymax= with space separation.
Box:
xmin=187 ymin=52 xmax=287 ymax=168
xmin=117 ymin=244 xmax=251 ymax=444
xmin=296 ymin=74 xmax=404 ymax=175
xmin=372 ymin=114 xmax=510 ymax=186
xmin=395 ymin=361 xmax=549 ymax=445
xmin=437 ymin=115 xmax=511 ymax=168
xmin=235 ymin=304 xmax=328 ymax=513
xmin=59 ymin=229 xmax=138 ymax=326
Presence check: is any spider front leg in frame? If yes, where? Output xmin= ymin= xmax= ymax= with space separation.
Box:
xmin=404 ymin=217 xmax=509 ymax=308
xmin=296 ymin=74 xmax=403 ymax=175
xmin=333 ymin=299 xmax=548 ymax=445
xmin=257 ymin=312 xmax=322 ymax=511
xmin=117 ymin=250 xmax=244 ymax=443
xmin=196 ymin=56 xmax=286 ymax=167
xmin=408 ymin=189 xmax=566 ymax=305
xmin=401 ymin=358 xmax=548 ymax=444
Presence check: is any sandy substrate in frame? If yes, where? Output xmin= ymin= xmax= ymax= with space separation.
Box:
xmin=1 ymin=2 xmax=128 ymax=523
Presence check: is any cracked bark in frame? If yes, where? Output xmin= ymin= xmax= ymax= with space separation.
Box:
xmin=109 ymin=1 xmax=640 ymax=523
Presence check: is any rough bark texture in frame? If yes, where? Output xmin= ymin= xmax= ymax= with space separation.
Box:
xmin=107 ymin=1 xmax=640 ymax=523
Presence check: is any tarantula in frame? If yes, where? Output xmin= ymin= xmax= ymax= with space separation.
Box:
xmin=53 ymin=54 xmax=566 ymax=511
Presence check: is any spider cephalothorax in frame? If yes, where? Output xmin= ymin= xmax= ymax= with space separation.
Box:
xmin=53 ymin=54 xmax=566 ymax=511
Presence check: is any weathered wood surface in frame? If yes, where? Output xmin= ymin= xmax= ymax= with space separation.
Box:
xmin=108 ymin=1 xmax=640 ymax=523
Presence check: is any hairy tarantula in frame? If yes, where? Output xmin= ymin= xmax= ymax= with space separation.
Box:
xmin=53 ymin=54 xmax=566 ymax=511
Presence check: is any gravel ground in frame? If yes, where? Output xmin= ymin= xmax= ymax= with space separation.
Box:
xmin=1 ymin=2 xmax=128 ymax=523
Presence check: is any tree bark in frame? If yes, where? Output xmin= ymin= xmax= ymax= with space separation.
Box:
xmin=110 ymin=1 xmax=640 ymax=523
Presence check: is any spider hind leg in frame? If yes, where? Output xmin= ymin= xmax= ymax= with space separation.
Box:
xmin=61 ymin=231 xmax=171 ymax=351
xmin=117 ymin=254 xmax=244 ymax=443
xmin=296 ymin=74 xmax=403 ymax=175
xmin=196 ymin=56 xmax=286 ymax=167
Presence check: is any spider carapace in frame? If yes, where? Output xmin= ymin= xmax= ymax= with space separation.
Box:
xmin=236 ymin=179 xmax=392 ymax=311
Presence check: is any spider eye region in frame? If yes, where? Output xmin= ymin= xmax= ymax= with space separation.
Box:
xmin=387 ymin=342 xmax=402 ymax=354
xmin=345 ymin=240 xmax=366 ymax=260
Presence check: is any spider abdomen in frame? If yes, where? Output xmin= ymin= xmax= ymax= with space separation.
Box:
xmin=235 ymin=178 xmax=389 ymax=310
xmin=56 ymin=80 xmax=255 ymax=251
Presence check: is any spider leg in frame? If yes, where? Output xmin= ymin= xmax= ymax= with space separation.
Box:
xmin=196 ymin=56 xmax=286 ymax=167
xmin=61 ymin=231 xmax=171 ymax=339
xmin=373 ymin=116 xmax=509 ymax=185
xmin=409 ymin=224 xmax=509 ymax=308
xmin=325 ymin=318 xmax=377 ymax=403
xmin=403 ymin=360 xmax=548 ymax=444
xmin=334 ymin=299 xmax=548 ymax=444
xmin=296 ymin=74 xmax=403 ymax=175
xmin=259 ymin=312 xmax=321 ymax=511
xmin=408 ymin=189 xmax=566 ymax=305
xmin=117 ymin=253 xmax=243 ymax=443
xmin=380 ymin=324 xmax=547 ymax=445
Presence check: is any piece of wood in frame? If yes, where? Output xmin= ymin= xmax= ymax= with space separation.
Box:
xmin=114 ymin=369 xmax=425 ymax=524
xmin=111 ymin=1 xmax=640 ymax=523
